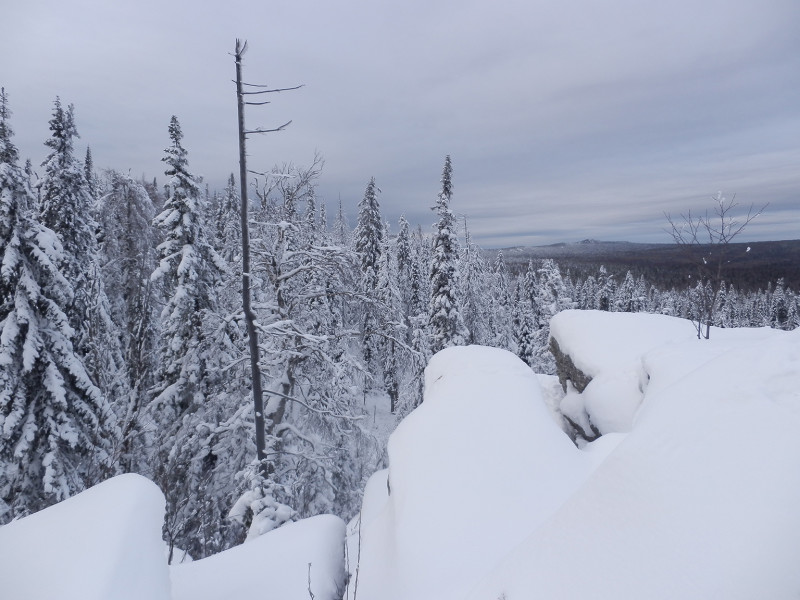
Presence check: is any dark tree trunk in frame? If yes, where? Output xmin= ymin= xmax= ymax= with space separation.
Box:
xmin=235 ymin=39 xmax=267 ymax=466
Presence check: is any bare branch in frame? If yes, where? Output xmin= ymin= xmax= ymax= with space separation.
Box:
xmin=242 ymin=83 xmax=304 ymax=92
xmin=664 ymin=192 xmax=765 ymax=339
xmin=241 ymin=84 xmax=304 ymax=95
xmin=244 ymin=120 xmax=292 ymax=135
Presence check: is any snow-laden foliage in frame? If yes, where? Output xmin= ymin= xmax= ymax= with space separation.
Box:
xmin=148 ymin=116 xmax=236 ymax=559
xmin=0 ymin=91 xmax=116 ymax=522
xmin=241 ymin=163 xmax=381 ymax=531
xmin=37 ymin=98 xmax=126 ymax=412
xmin=96 ymin=170 xmax=159 ymax=470
xmin=428 ymin=155 xmax=466 ymax=353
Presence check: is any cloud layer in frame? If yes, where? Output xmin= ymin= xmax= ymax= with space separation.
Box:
xmin=3 ymin=0 xmax=799 ymax=246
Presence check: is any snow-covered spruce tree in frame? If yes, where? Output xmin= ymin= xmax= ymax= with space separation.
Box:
xmin=333 ymin=198 xmax=350 ymax=247
xmin=214 ymin=173 xmax=241 ymax=263
xmin=38 ymin=98 xmax=126 ymax=416
xmin=512 ymin=278 xmax=537 ymax=368
xmin=428 ymin=155 xmax=466 ymax=354
xmin=148 ymin=116 xmax=230 ymax=559
xmin=490 ymin=250 xmax=513 ymax=350
xmin=83 ymin=146 xmax=98 ymax=199
xmin=96 ymin=170 xmax=159 ymax=471
xmin=376 ymin=225 xmax=404 ymax=413
xmin=0 ymin=89 xmax=115 ymax=522
xmin=354 ymin=177 xmax=385 ymax=378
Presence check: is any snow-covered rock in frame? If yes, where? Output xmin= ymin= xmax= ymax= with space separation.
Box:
xmin=0 ymin=473 xmax=170 ymax=600
xmin=350 ymin=313 xmax=800 ymax=600
xmin=347 ymin=345 xmax=602 ymax=600
xmin=550 ymin=309 xmax=782 ymax=435
xmin=170 ymin=514 xmax=346 ymax=600
xmin=470 ymin=319 xmax=800 ymax=600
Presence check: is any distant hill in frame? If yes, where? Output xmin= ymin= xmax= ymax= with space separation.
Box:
xmin=489 ymin=239 xmax=800 ymax=292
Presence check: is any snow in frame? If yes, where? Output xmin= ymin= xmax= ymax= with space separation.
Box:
xmin=171 ymin=515 xmax=346 ymax=600
xmin=469 ymin=321 xmax=800 ymax=600
xmin=4 ymin=311 xmax=800 ymax=600
xmin=0 ymin=473 xmax=171 ymax=600
xmin=349 ymin=313 xmax=800 ymax=600
xmin=347 ymin=345 xmax=597 ymax=600
xmin=549 ymin=309 xmax=781 ymax=434
xmin=0 ymin=474 xmax=345 ymax=600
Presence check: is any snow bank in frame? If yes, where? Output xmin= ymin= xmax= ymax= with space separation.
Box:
xmin=350 ymin=314 xmax=800 ymax=600
xmin=0 ymin=473 xmax=170 ymax=600
xmin=550 ymin=310 xmax=781 ymax=434
xmin=470 ymin=325 xmax=800 ymax=600
xmin=171 ymin=514 xmax=346 ymax=600
xmin=348 ymin=345 xmax=596 ymax=600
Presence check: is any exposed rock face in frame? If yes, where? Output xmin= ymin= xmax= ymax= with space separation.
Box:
xmin=549 ymin=336 xmax=592 ymax=393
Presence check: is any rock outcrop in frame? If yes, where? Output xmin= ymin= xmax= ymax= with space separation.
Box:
xmin=549 ymin=336 xmax=592 ymax=393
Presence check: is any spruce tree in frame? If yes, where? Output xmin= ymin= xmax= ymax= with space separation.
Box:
xmin=0 ymin=89 xmax=115 ymax=522
xmin=354 ymin=177 xmax=384 ymax=375
xmin=38 ymin=98 xmax=124 ymax=406
xmin=428 ymin=155 xmax=466 ymax=353
xmin=97 ymin=170 xmax=159 ymax=470
xmin=149 ymin=116 xmax=227 ymax=555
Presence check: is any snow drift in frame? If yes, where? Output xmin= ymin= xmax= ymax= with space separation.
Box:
xmin=349 ymin=311 xmax=800 ymax=600
xmin=0 ymin=473 xmax=171 ymax=600
xmin=170 ymin=514 xmax=346 ymax=600
xmin=347 ymin=345 xmax=614 ymax=600
xmin=0 ymin=474 xmax=345 ymax=600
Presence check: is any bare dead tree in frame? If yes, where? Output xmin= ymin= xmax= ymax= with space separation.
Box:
xmin=665 ymin=192 xmax=766 ymax=339
xmin=233 ymin=39 xmax=302 ymax=467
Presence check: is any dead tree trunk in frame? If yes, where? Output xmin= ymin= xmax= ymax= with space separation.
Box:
xmin=235 ymin=39 xmax=267 ymax=464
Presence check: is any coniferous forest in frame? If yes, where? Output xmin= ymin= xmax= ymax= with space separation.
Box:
xmin=1 ymin=89 xmax=798 ymax=560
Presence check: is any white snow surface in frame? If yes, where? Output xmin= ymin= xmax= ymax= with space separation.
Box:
xmin=0 ymin=473 xmax=171 ymax=600
xmin=549 ymin=309 xmax=782 ymax=434
xmin=348 ymin=345 xmax=600 ymax=600
xmin=171 ymin=515 xmax=346 ymax=600
xmin=0 ymin=474 xmax=345 ymax=600
xmin=350 ymin=313 xmax=800 ymax=600
xmin=4 ymin=312 xmax=799 ymax=600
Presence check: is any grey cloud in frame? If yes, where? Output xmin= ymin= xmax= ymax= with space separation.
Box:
xmin=2 ymin=0 xmax=798 ymax=247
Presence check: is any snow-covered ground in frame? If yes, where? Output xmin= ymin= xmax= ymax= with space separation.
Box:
xmin=349 ymin=311 xmax=800 ymax=600
xmin=3 ymin=310 xmax=799 ymax=599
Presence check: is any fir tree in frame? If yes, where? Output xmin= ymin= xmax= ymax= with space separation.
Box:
xmin=215 ymin=173 xmax=241 ymax=263
xmin=150 ymin=115 xmax=226 ymax=423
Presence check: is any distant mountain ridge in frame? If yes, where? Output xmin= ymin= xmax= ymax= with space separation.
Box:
xmin=488 ymin=239 xmax=800 ymax=292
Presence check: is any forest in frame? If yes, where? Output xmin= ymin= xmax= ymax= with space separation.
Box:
xmin=1 ymin=89 xmax=798 ymax=562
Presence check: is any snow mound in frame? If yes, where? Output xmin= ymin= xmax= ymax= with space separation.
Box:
xmin=171 ymin=514 xmax=346 ymax=600
xmin=350 ymin=314 xmax=800 ymax=600
xmin=0 ymin=473 xmax=170 ymax=600
xmin=550 ymin=309 xmax=782 ymax=434
xmin=348 ymin=345 xmax=597 ymax=600
xmin=470 ymin=324 xmax=800 ymax=600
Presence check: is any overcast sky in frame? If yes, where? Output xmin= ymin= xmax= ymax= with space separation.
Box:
xmin=3 ymin=0 xmax=799 ymax=247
